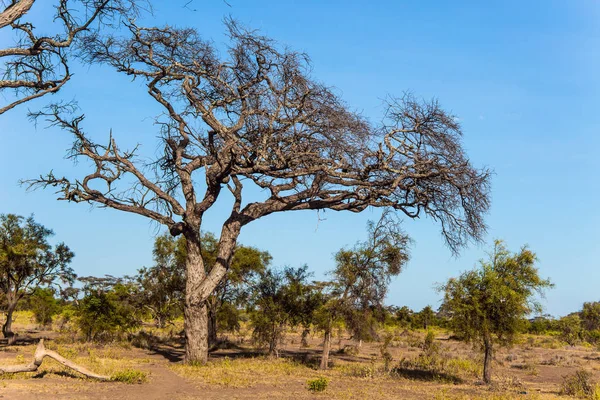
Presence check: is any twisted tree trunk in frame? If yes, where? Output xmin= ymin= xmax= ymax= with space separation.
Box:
xmin=0 ymin=339 xmax=110 ymax=380
xmin=184 ymin=239 xmax=209 ymax=364
xmin=183 ymin=221 xmax=241 ymax=364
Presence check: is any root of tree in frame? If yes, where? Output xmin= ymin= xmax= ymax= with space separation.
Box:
xmin=0 ymin=339 xmax=110 ymax=380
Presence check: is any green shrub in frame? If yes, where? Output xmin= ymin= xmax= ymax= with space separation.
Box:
xmin=111 ymin=369 xmax=148 ymax=384
xmin=30 ymin=288 xmax=61 ymax=326
xmin=586 ymin=330 xmax=600 ymax=345
xmin=307 ymin=376 xmax=329 ymax=392
xmin=559 ymin=315 xmax=583 ymax=346
xmin=77 ymin=286 xmax=138 ymax=342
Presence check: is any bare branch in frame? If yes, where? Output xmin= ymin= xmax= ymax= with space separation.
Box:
xmin=0 ymin=0 xmax=144 ymax=114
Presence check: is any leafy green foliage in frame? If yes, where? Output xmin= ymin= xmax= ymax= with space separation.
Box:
xmin=558 ymin=314 xmax=583 ymax=346
xmin=440 ymin=240 xmax=552 ymax=382
xmin=318 ymin=212 xmax=411 ymax=342
xmin=307 ymin=376 xmax=329 ymax=392
xmin=413 ymin=305 xmax=436 ymax=330
xmin=76 ymin=278 xmax=139 ymax=342
xmin=111 ymin=369 xmax=149 ymax=384
xmin=0 ymin=214 xmax=75 ymax=338
xmin=249 ymin=265 xmax=316 ymax=355
xmin=138 ymin=233 xmax=270 ymax=335
xmin=29 ymin=287 xmax=61 ymax=326
xmin=581 ymin=302 xmax=600 ymax=331
xmin=134 ymin=234 xmax=187 ymax=327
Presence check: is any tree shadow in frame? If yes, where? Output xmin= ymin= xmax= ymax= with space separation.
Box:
xmin=392 ymin=367 xmax=463 ymax=384
xmin=0 ymin=335 xmax=44 ymax=348
xmin=32 ymin=370 xmax=83 ymax=380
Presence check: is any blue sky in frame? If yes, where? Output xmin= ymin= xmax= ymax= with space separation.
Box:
xmin=1 ymin=0 xmax=599 ymax=317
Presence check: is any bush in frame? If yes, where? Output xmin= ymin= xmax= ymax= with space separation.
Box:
xmin=307 ymin=376 xmax=329 ymax=392
xmin=586 ymin=330 xmax=600 ymax=345
xmin=111 ymin=369 xmax=148 ymax=384
xmin=76 ymin=287 xmax=138 ymax=342
xmin=559 ymin=315 xmax=583 ymax=346
xmin=560 ymin=369 xmax=599 ymax=398
xmin=29 ymin=288 xmax=61 ymax=326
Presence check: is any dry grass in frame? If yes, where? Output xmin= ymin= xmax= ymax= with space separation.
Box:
xmin=0 ymin=312 xmax=599 ymax=399
xmin=0 ymin=341 xmax=151 ymax=383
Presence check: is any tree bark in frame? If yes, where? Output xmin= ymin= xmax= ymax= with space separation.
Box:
xmin=483 ymin=334 xmax=493 ymax=384
xmin=0 ymin=339 xmax=110 ymax=380
xmin=268 ymin=322 xmax=278 ymax=357
xmin=0 ymin=0 xmax=35 ymax=29
xmin=3 ymin=301 xmax=17 ymax=345
xmin=183 ymin=238 xmax=209 ymax=364
xmin=301 ymin=327 xmax=310 ymax=348
xmin=207 ymin=304 xmax=217 ymax=347
xmin=183 ymin=220 xmax=241 ymax=363
xmin=320 ymin=328 xmax=332 ymax=370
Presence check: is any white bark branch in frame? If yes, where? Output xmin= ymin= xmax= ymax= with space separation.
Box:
xmin=0 ymin=339 xmax=110 ymax=380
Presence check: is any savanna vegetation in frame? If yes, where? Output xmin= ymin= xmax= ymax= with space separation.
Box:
xmin=1 ymin=212 xmax=599 ymax=399
xmin=1 ymin=1 xmax=598 ymax=399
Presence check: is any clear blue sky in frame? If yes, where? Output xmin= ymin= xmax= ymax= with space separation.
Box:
xmin=1 ymin=0 xmax=599 ymax=317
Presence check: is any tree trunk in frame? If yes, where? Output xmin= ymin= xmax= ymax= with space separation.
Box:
xmin=268 ymin=322 xmax=278 ymax=357
xmin=182 ymin=220 xmax=241 ymax=364
xmin=184 ymin=239 xmax=209 ymax=364
xmin=301 ymin=327 xmax=310 ymax=347
xmin=483 ymin=334 xmax=493 ymax=384
xmin=3 ymin=301 xmax=17 ymax=345
xmin=207 ymin=305 xmax=217 ymax=347
xmin=320 ymin=329 xmax=332 ymax=370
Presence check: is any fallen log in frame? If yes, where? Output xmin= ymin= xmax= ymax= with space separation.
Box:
xmin=0 ymin=339 xmax=110 ymax=380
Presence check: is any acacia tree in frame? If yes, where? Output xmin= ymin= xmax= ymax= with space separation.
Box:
xmin=0 ymin=0 xmax=140 ymax=114
xmin=0 ymin=214 xmax=75 ymax=343
xmin=135 ymin=233 xmax=187 ymax=328
xmin=316 ymin=212 xmax=410 ymax=369
xmin=27 ymin=20 xmax=491 ymax=363
xmin=249 ymin=265 xmax=313 ymax=357
xmin=440 ymin=240 xmax=552 ymax=384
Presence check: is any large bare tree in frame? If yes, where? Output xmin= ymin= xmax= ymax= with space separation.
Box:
xmin=0 ymin=0 xmax=140 ymax=114
xmin=28 ymin=20 xmax=492 ymax=363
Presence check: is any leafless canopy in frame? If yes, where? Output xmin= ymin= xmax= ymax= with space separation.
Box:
xmin=28 ymin=20 xmax=491 ymax=289
xmin=0 ymin=0 xmax=140 ymax=114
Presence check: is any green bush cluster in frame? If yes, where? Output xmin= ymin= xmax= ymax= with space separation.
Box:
xmin=306 ymin=376 xmax=329 ymax=392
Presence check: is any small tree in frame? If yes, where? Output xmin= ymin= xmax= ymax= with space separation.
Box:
xmin=249 ymin=265 xmax=313 ymax=356
xmin=413 ymin=305 xmax=435 ymax=330
xmin=316 ymin=212 xmax=410 ymax=369
xmin=76 ymin=275 xmax=139 ymax=342
xmin=395 ymin=306 xmax=414 ymax=328
xmin=440 ymin=240 xmax=552 ymax=383
xmin=581 ymin=302 xmax=600 ymax=331
xmin=0 ymin=214 xmax=75 ymax=343
xmin=134 ymin=234 xmax=187 ymax=328
xmin=558 ymin=315 xmax=583 ymax=346
xmin=29 ymin=287 xmax=61 ymax=326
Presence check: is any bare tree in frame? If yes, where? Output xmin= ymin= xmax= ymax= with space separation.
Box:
xmin=0 ymin=0 xmax=141 ymax=114
xmin=317 ymin=211 xmax=410 ymax=369
xmin=27 ymin=20 xmax=491 ymax=363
